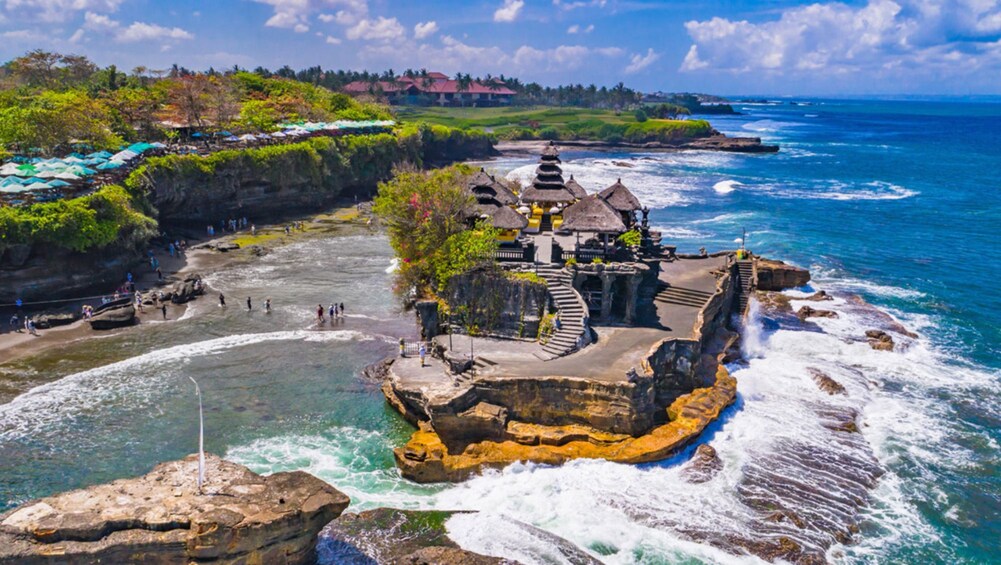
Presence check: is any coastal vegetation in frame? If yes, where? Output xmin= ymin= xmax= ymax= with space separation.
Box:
xmin=0 ymin=50 xmax=390 ymax=154
xmin=373 ymin=164 xmax=498 ymax=299
xmin=394 ymin=106 xmax=713 ymax=143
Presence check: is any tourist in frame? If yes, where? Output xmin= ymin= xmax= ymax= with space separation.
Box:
xmin=250 ymin=224 xmax=256 ymax=236
xmin=339 ymin=302 xmax=345 ymax=319
xmin=418 ymin=342 xmax=427 ymax=367
xmin=247 ymin=297 xmax=252 ymax=311
xmin=219 ymin=293 xmax=226 ymax=307
xmin=207 ymin=225 xmax=214 ymax=237
xmin=157 ymin=268 xmax=163 ymax=281
xmin=317 ymin=304 xmax=325 ymax=323
xmin=284 ymin=225 xmax=290 ymax=236
xmin=554 ymin=312 xmax=562 ymax=331
xmin=161 ymin=304 xmax=167 ymax=319
xmin=26 ymin=318 xmax=37 ymax=336
xmin=329 ymin=303 xmax=335 ymax=320
xmin=135 ymin=292 xmax=144 ymax=313
xmin=9 ymin=314 xmax=20 ymax=333
xmin=264 ymin=298 xmax=272 ymax=313
xmin=399 ymin=338 xmax=406 ymax=357
xmin=168 ymin=242 xmax=176 ymax=257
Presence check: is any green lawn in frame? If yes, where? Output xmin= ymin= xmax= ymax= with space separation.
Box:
xmin=393 ymin=106 xmax=713 ymax=143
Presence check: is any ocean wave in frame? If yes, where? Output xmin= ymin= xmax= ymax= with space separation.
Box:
xmin=741 ymin=119 xmax=808 ymax=133
xmin=810 ymin=268 xmax=927 ymax=300
xmin=649 ymin=225 xmax=712 ymax=240
xmin=713 ymin=180 xmax=741 ymax=194
xmin=225 ymin=427 xmax=442 ymax=509
xmin=0 ymin=330 xmax=378 ymax=442
xmin=762 ymin=180 xmax=918 ymax=201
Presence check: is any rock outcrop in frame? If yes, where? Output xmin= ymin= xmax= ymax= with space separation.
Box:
xmin=796 ymin=305 xmax=838 ymax=320
xmin=865 ymin=329 xmax=895 ymax=351
xmin=170 ymin=274 xmax=204 ymax=304
xmin=681 ymin=444 xmax=723 ymax=483
xmin=393 ymin=365 xmax=737 ymax=483
xmin=0 ymin=454 xmax=349 ymax=565
xmin=322 ymin=509 xmax=510 ymax=564
xmin=32 ymin=312 xmax=77 ymax=329
xmin=756 ymin=259 xmax=811 ymax=291
xmin=88 ymin=304 xmax=137 ymax=330
xmin=809 ymin=367 xmax=846 ymax=395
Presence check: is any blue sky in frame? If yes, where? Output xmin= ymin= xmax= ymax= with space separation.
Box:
xmin=1 ymin=0 xmax=1000 ymax=95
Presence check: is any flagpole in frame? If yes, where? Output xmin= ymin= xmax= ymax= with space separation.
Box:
xmin=189 ymin=376 xmax=205 ymax=494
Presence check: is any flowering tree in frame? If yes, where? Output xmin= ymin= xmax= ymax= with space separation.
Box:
xmin=373 ymin=164 xmax=497 ymax=300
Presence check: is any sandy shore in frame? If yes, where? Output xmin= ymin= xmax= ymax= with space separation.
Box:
xmin=0 ymin=203 xmax=374 ymax=364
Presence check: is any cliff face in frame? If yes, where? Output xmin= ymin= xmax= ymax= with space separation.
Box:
xmin=0 ymin=454 xmax=349 ymax=565
xmin=444 ymin=270 xmax=548 ymax=340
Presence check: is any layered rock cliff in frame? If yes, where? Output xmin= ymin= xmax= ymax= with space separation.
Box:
xmin=0 ymin=453 xmax=349 ymax=564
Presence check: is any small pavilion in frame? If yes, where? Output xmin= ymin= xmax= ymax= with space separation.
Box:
xmin=564 ymin=174 xmax=588 ymax=201
xmin=560 ymin=194 xmax=627 ymax=260
xmin=598 ymin=178 xmax=642 ymax=228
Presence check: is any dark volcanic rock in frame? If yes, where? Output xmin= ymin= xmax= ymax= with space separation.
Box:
xmin=0 ymin=454 xmax=350 ymax=565
xmin=797 ymin=306 xmax=838 ymax=320
xmin=88 ymin=304 xmax=136 ymax=330
xmin=322 ymin=509 xmax=511 ymax=564
xmin=171 ymin=274 xmax=204 ymax=304
xmin=682 ymin=444 xmax=723 ymax=483
xmin=804 ymin=290 xmax=833 ymax=301
xmin=32 ymin=312 xmax=77 ymax=329
xmin=756 ymin=259 xmax=811 ymax=291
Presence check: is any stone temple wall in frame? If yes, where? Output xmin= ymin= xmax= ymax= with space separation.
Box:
xmin=442 ymin=269 xmax=548 ymax=340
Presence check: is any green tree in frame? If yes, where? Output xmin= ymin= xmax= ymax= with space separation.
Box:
xmin=238 ymin=99 xmax=278 ymax=131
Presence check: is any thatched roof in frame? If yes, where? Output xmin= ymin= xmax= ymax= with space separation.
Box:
xmin=520 ymin=185 xmax=576 ymax=203
xmin=561 ymin=195 xmax=627 ymax=233
xmin=483 ymin=204 xmax=529 ymax=230
xmin=489 ymin=176 xmax=519 ymax=205
xmin=598 ymin=178 xmax=642 ymax=211
xmin=467 ymin=168 xmax=494 ymax=189
xmin=541 ymin=142 xmax=561 ymax=160
xmin=564 ymin=174 xmax=587 ymax=199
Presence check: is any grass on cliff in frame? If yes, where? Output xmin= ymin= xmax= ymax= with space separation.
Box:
xmin=395 ymin=106 xmax=713 ymax=143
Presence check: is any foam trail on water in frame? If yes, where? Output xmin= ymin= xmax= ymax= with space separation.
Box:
xmin=713 ymin=180 xmax=741 ymax=194
xmin=0 ymin=330 xmax=377 ymax=442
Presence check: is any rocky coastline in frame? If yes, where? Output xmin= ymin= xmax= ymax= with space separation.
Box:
xmin=495 ymin=133 xmax=778 ymax=156
xmin=0 ymin=454 xmax=350 ymax=564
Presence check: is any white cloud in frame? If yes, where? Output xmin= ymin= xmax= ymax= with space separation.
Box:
xmin=68 ymin=27 xmax=85 ymax=43
xmin=253 ymin=0 xmax=367 ymax=29
xmin=680 ymin=0 xmax=1001 ymax=78
xmin=553 ymin=0 xmax=606 ymax=11
xmin=414 ymin=20 xmax=437 ymax=40
xmin=624 ymin=47 xmax=659 ymax=73
xmin=325 ymin=34 xmax=341 ymax=44
xmin=1 ymin=0 xmax=123 ymax=22
xmin=346 ymin=16 xmax=404 ymax=41
xmin=567 ymin=23 xmax=594 ymax=34
xmin=493 ymin=0 xmax=523 ymax=22
xmin=81 ymin=11 xmax=193 ymax=43
xmin=293 ymin=22 xmax=309 ymax=32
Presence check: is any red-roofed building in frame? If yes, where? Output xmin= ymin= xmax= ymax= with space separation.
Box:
xmin=343 ymin=73 xmax=516 ymax=107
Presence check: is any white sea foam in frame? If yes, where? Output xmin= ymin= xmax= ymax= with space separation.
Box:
xmin=759 ymin=179 xmax=918 ymax=201
xmin=0 ymin=330 xmax=378 ymax=442
xmin=713 ymin=180 xmax=741 ymax=194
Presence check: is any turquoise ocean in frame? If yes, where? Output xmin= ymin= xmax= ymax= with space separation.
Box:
xmin=1 ymin=99 xmax=999 ymax=563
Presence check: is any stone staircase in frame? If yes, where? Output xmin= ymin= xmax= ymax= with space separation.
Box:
xmin=653 ymin=282 xmax=715 ymax=308
xmin=736 ymin=260 xmax=755 ymax=314
xmin=536 ymin=266 xmax=587 ymax=359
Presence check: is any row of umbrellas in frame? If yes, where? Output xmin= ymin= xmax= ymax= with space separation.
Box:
xmin=0 ymin=143 xmax=165 ymax=194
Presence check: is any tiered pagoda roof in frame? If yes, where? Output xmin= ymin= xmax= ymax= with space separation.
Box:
xmin=520 ymin=142 xmax=575 ymax=203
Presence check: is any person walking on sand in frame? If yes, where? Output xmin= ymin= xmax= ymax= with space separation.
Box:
xmin=135 ymin=292 xmax=144 ymax=313
xmin=10 ymin=314 xmax=20 ymax=333
xmin=247 ymin=297 xmax=252 ymax=311
xmin=27 ymin=318 xmax=37 ymax=336
xmin=264 ymin=298 xmax=272 ymax=313
xmin=161 ymin=304 xmax=167 ymax=319
xmin=418 ymin=342 xmax=427 ymax=367
xmin=219 ymin=293 xmax=226 ymax=307
xmin=317 ymin=304 xmax=325 ymax=323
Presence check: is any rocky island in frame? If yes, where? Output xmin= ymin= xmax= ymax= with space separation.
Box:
xmin=373 ymin=144 xmax=808 ymax=482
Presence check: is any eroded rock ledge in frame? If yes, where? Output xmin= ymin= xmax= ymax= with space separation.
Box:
xmin=392 ymin=365 xmax=737 ymax=483
xmin=0 ymin=454 xmax=349 ymax=564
